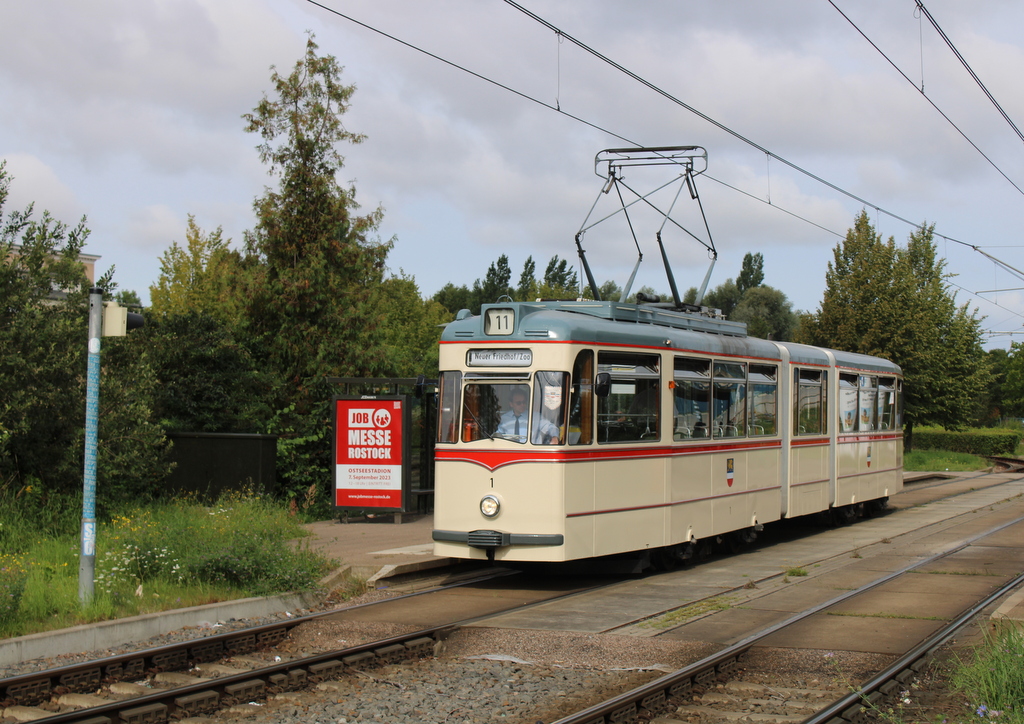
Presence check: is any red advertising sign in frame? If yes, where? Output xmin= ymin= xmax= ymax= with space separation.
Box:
xmin=334 ymin=398 xmax=404 ymax=508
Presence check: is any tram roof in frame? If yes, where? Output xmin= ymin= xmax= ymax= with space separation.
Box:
xmin=443 ymin=301 xmax=902 ymax=376
xmin=445 ymin=300 xmax=777 ymax=359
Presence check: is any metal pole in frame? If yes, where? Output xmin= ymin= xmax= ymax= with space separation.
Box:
xmin=79 ymin=287 xmax=103 ymax=604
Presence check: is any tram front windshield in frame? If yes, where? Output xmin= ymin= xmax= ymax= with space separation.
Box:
xmin=453 ymin=373 xmax=569 ymax=445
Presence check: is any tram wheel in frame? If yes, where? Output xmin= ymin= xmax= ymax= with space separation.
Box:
xmin=651 ymin=547 xmax=678 ymax=571
xmin=832 ymin=503 xmax=862 ymax=526
xmin=865 ymin=497 xmax=889 ymax=517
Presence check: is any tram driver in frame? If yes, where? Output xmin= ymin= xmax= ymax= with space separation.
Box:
xmin=497 ymin=385 xmax=562 ymax=444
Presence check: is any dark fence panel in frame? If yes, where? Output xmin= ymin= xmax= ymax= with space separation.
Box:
xmin=166 ymin=432 xmax=278 ymax=500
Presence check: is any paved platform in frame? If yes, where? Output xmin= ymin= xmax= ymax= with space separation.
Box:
xmin=301 ymin=513 xmax=453 ymax=584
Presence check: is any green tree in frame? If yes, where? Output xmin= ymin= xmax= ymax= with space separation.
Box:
xmin=241 ymin=34 xmax=391 ymax=392
xmin=539 ymin=255 xmax=578 ymax=298
xmin=702 ymin=278 xmax=741 ymax=317
xmin=736 ymin=252 xmax=765 ymax=295
xmin=433 ymin=282 xmax=472 ymax=316
xmin=376 ymin=273 xmax=449 ymax=376
xmin=238 ymin=35 xmax=393 ymax=512
xmin=801 ymin=211 xmax=989 ymax=444
xmin=979 ymin=348 xmax=1012 ymax=425
xmin=149 ymin=215 xmax=231 ymax=317
xmin=1000 ymin=346 xmax=1024 ymax=422
xmin=115 ymin=289 xmax=141 ymax=307
xmin=138 ymin=312 xmax=271 ymax=433
xmin=0 ymin=163 xmax=169 ymax=514
xmin=731 ymin=286 xmax=797 ymax=341
xmin=516 ymin=256 xmax=537 ymax=301
xmin=470 ymin=255 xmax=513 ymax=312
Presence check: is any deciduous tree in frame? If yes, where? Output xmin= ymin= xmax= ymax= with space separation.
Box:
xmin=801 ymin=211 xmax=989 ymax=443
xmin=736 ymin=252 xmax=764 ymax=295
xmin=0 ymin=163 xmax=169 ymax=514
xmin=731 ymin=286 xmax=797 ymax=340
xmin=149 ymin=215 xmax=231 ymax=317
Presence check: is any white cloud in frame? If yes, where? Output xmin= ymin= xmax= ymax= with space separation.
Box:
xmin=1 ymin=153 xmax=86 ymax=222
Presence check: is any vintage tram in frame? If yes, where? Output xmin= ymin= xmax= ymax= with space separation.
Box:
xmin=431 ymin=299 xmax=903 ymax=567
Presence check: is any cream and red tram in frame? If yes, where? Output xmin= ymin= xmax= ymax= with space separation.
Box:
xmin=431 ymin=300 xmax=903 ymax=565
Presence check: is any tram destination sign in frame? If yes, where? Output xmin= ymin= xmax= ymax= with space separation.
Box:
xmin=467 ymin=348 xmax=533 ymax=367
xmin=334 ymin=397 xmax=405 ymax=509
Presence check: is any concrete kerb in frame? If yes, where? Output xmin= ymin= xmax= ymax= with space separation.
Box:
xmin=0 ymin=592 xmax=319 ymax=668
xmin=321 ymin=557 xmax=461 ymax=588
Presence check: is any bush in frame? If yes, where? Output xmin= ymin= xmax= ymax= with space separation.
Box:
xmin=913 ymin=427 xmax=1023 ymax=456
xmin=95 ymin=493 xmax=332 ymax=597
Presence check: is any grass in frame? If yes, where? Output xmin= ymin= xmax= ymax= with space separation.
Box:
xmin=0 ymin=490 xmax=338 ymax=639
xmin=904 ymin=448 xmax=988 ymax=472
xmin=951 ymin=624 xmax=1024 ymax=723
xmin=640 ymin=595 xmax=735 ymax=629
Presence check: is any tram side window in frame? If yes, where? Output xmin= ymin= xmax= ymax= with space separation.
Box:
xmin=748 ymin=364 xmax=777 ymax=436
xmin=437 ymin=370 xmax=462 ymax=443
xmin=895 ymin=379 xmax=904 ymax=428
xmin=713 ymin=361 xmax=746 ymax=438
xmin=838 ymin=373 xmax=858 ymax=432
xmin=568 ymin=350 xmax=594 ymax=445
xmin=795 ymin=369 xmax=826 ymax=435
xmin=597 ymin=352 xmax=660 ymax=443
xmin=673 ymin=357 xmax=710 ymax=439
xmin=533 ymin=371 xmax=569 ymax=445
xmin=859 ymin=376 xmax=877 ymax=432
xmin=877 ymin=377 xmax=896 ymax=431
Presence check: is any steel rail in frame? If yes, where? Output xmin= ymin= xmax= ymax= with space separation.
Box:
xmin=1 ymin=566 xmax=514 ymax=706
xmin=548 ymin=510 xmax=1024 ymax=723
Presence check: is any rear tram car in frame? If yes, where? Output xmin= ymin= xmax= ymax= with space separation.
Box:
xmin=431 ymin=299 xmax=903 ymax=567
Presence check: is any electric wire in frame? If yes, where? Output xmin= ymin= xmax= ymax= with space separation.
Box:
xmin=828 ymin=1 xmax=1024 ymax=197
xmin=306 ymin=0 xmax=1021 ymax=332
xmin=498 ymin=2 xmax=1021 ymax=255
xmin=915 ymin=0 xmax=1024 ymax=146
xmin=304 ymin=0 xmax=637 ymax=150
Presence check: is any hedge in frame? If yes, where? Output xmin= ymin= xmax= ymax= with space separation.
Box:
xmin=913 ymin=427 xmax=1023 ymax=456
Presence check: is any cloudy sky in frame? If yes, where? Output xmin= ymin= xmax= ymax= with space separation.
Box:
xmin=3 ymin=1 xmax=1024 ymax=348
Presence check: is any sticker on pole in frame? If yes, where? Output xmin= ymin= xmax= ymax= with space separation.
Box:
xmin=335 ymin=399 xmax=404 ymax=508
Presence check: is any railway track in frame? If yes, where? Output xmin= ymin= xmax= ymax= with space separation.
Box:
xmin=0 ymin=567 xmax=612 ymax=724
xmin=541 ymin=475 xmax=1024 ymax=723
xmin=4 ymin=471 xmax=1024 ymax=724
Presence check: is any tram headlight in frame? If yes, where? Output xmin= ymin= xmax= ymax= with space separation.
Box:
xmin=480 ymin=495 xmax=501 ymax=518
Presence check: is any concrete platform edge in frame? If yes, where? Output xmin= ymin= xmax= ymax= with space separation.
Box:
xmin=0 ymin=592 xmax=319 ymax=667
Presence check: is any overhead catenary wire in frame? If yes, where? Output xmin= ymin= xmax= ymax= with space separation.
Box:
xmin=827 ymin=1 xmax=1024 ymax=198
xmin=306 ymin=0 xmax=1020 ymax=331
xmin=915 ymin=0 xmax=1024 ymax=146
xmin=498 ymin=1 xmax=1023 ymax=261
